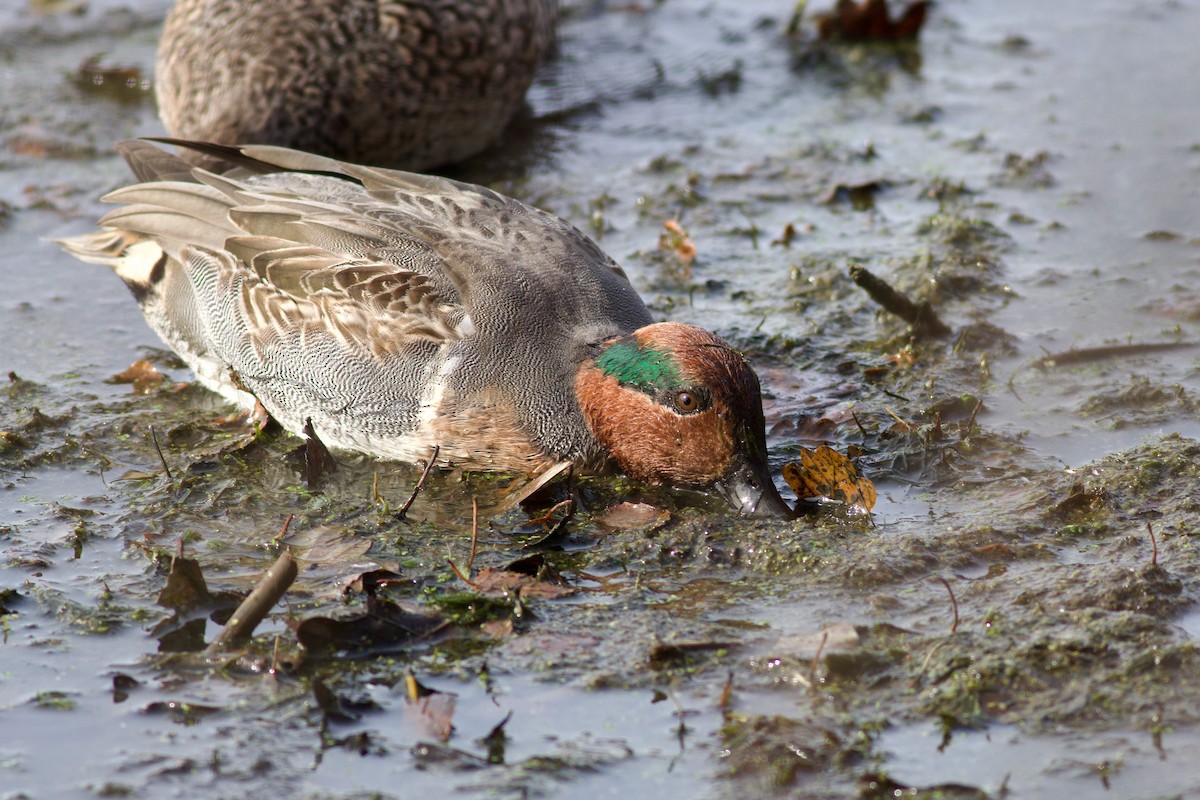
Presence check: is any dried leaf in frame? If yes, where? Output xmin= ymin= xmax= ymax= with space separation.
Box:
xmin=341 ymin=565 xmax=405 ymax=595
xmin=782 ymin=445 xmax=877 ymax=513
xmin=770 ymin=222 xmax=799 ymax=248
xmin=1048 ymin=482 xmax=1107 ymax=518
xmin=596 ymin=502 xmax=670 ymax=531
xmin=112 ymin=673 xmax=139 ymax=704
xmin=658 ymin=219 xmax=697 ymax=269
xmin=815 ymin=0 xmax=928 ymax=41
xmin=154 ymin=617 xmax=208 ymax=652
xmin=404 ymin=673 xmax=456 ymax=742
xmin=108 ymin=359 xmax=167 ymax=394
xmin=281 ymin=525 xmax=372 ymax=564
xmin=294 ymin=595 xmax=446 ymax=655
xmin=472 ymin=566 xmax=576 ymax=600
xmin=480 ymin=618 xmax=515 ymax=639
xmin=296 ymin=417 xmax=337 ymax=488
xmin=156 ymin=556 xmax=211 ymax=612
xmin=500 ymin=460 xmax=573 ymax=510
xmin=819 ymin=180 xmax=887 ymax=210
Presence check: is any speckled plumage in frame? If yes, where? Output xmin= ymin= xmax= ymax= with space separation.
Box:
xmin=59 ymin=141 xmax=792 ymax=516
xmin=156 ymin=0 xmax=558 ymax=168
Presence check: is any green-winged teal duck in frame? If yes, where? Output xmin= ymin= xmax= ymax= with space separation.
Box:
xmin=156 ymin=0 xmax=558 ymax=168
xmin=59 ymin=140 xmax=792 ymax=517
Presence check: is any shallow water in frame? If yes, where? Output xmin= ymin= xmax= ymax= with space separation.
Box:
xmin=4 ymin=0 xmax=1200 ymax=798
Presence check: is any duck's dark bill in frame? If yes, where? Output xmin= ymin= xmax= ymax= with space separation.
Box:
xmin=716 ymin=456 xmax=795 ymax=519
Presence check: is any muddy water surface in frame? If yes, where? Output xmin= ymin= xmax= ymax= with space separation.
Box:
xmin=4 ymin=1 xmax=1200 ymax=798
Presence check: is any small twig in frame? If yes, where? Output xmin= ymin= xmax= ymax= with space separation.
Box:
xmin=717 ymin=671 xmax=735 ymax=714
xmin=959 ymin=397 xmax=983 ymax=441
xmin=850 ymin=408 xmax=869 ymax=439
xmin=396 ymin=445 xmax=439 ymax=519
xmin=808 ymin=630 xmax=829 ymax=691
xmin=468 ymin=497 xmax=479 ymax=573
xmin=448 ymin=497 xmax=482 ymax=590
xmin=522 ymin=496 xmax=576 ymax=550
xmin=912 ymin=637 xmax=950 ymax=686
xmin=447 ymin=558 xmax=478 ymax=590
xmin=527 ymin=498 xmax=573 ymax=526
xmin=206 ymin=551 xmax=298 ymax=654
xmin=149 ymin=425 xmax=172 ymax=481
xmin=849 ymin=263 xmax=952 ymax=339
xmin=884 ymin=405 xmax=914 ymax=433
xmin=935 ymin=576 xmax=959 ymax=634
xmin=273 ymin=514 xmax=294 ymax=543
xmin=1148 ymin=521 xmax=1159 ymax=568
xmin=1034 ymin=341 xmax=1198 ymax=370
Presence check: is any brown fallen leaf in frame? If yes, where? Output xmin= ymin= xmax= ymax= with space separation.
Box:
xmin=659 ymin=219 xmax=697 ymax=270
xmin=280 ymin=525 xmax=372 ymax=564
xmin=156 ymin=555 xmax=211 ymax=613
xmin=1048 ymin=482 xmax=1107 ymax=518
xmin=341 ymin=565 xmax=405 ymax=595
xmin=814 ymin=0 xmax=928 ymax=41
xmin=294 ymin=417 xmax=337 ymax=488
xmin=154 ymin=545 xmax=242 ymax=614
xmin=404 ymin=673 xmax=456 ymax=743
xmin=480 ymin=618 xmax=515 ymax=639
xmin=312 ymin=677 xmax=359 ymax=723
xmin=472 ymin=553 xmax=576 ymax=600
xmin=595 ymin=501 xmax=670 ymax=531
xmin=294 ymin=595 xmax=446 ymax=656
xmin=472 ymin=568 xmax=576 ymax=600
xmin=108 ymin=359 xmax=167 ymax=394
xmin=782 ymin=445 xmax=876 ymax=513
xmin=770 ymin=222 xmax=799 ymax=248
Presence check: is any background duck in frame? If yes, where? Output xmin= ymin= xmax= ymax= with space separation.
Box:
xmin=156 ymin=0 xmax=559 ymax=168
xmin=58 ymin=140 xmax=793 ymax=517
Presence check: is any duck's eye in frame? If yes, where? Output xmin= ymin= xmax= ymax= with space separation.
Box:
xmin=675 ymin=391 xmax=699 ymax=413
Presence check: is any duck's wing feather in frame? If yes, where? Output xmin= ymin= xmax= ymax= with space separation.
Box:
xmin=97 ymin=164 xmax=470 ymax=354
xmin=157 ymin=139 xmax=654 ymax=345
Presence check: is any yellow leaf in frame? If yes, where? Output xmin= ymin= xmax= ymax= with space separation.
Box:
xmin=109 ymin=359 xmax=166 ymax=394
xmin=658 ymin=219 xmax=697 ymax=268
xmin=781 ymin=445 xmax=876 ymax=513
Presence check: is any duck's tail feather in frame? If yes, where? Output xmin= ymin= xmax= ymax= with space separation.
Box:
xmin=145 ymin=137 xmax=355 ymax=181
xmin=116 ymin=140 xmax=198 ymax=183
xmin=54 ymin=229 xmax=166 ymax=300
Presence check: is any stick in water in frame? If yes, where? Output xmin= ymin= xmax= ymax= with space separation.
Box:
xmin=206 ymin=551 xmax=298 ymax=654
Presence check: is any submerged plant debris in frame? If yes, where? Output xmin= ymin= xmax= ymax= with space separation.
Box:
xmin=5 ymin=1 xmax=1200 ymax=799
